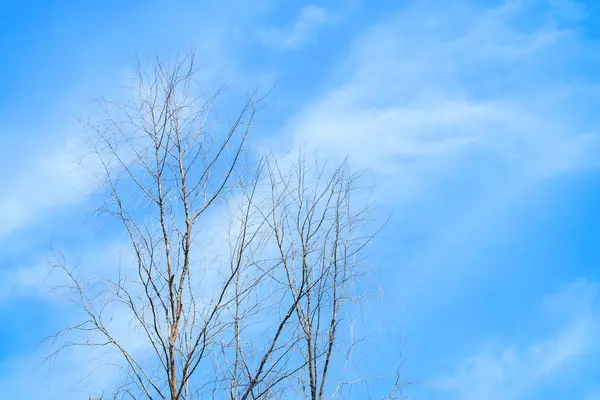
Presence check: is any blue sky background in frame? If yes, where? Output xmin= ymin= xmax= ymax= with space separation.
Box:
xmin=1 ymin=0 xmax=600 ymax=398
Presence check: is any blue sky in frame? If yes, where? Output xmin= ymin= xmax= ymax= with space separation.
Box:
xmin=1 ymin=0 xmax=600 ymax=398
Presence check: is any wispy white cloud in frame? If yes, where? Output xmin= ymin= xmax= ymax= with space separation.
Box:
xmin=258 ymin=5 xmax=330 ymax=49
xmin=285 ymin=0 xmax=600 ymax=198
xmin=0 ymin=0 xmax=274 ymax=242
xmin=0 ymin=135 xmax=99 ymax=240
xmin=269 ymin=2 xmax=600 ymax=324
xmin=433 ymin=279 xmax=600 ymax=399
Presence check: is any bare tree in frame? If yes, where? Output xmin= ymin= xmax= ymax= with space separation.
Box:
xmin=49 ymin=55 xmax=407 ymax=400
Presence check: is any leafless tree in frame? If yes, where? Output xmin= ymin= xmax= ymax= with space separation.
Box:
xmin=49 ymin=55 xmax=408 ymax=400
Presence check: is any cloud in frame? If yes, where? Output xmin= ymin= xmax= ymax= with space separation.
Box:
xmin=258 ymin=5 xmax=330 ymax=49
xmin=0 ymin=135 xmax=100 ymax=240
xmin=0 ymin=0 xmax=276 ymax=242
xmin=285 ymin=0 xmax=600 ymax=199
xmin=271 ymin=0 xmax=600 ymax=311
xmin=433 ymin=279 xmax=600 ymax=399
